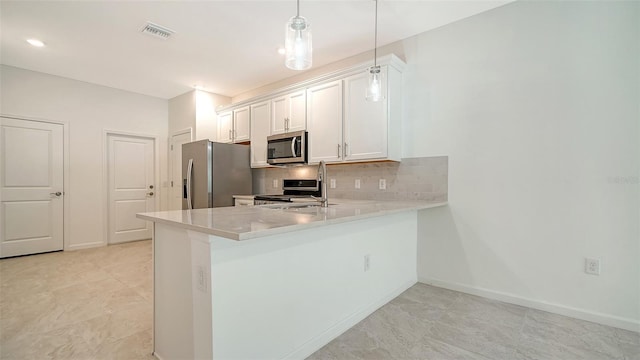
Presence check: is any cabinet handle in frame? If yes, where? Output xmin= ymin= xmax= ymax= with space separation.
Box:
xmin=285 ymin=118 xmax=289 ymax=131
xmin=344 ymin=143 xmax=348 ymax=157
xmin=228 ymin=129 xmax=232 ymax=140
xmin=337 ymin=144 xmax=341 ymax=158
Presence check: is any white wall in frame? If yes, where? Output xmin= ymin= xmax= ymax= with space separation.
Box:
xmin=168 ymin=90 xmax=195 ymax=136
xmin=409 ymin=1 xmax=639 ymax=330
xmin=0 ymin=65 xmax=169 ymax=250
xmin=168 ymin=89 xmax=230 ymax=141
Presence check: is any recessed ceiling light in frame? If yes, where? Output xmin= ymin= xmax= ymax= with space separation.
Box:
xmin=277 ymin=47 xmax=286 ymax=55
xmin=27 ymin=39 xmax=45 ymax=47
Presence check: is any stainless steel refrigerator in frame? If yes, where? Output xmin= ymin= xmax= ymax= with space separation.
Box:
xmin=182 ymin=140 xmax=252 ymax=209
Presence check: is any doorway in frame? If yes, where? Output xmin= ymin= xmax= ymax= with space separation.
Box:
xmin=169 ymin=129 xmax=193 ymax=210
xmin=106 ymin=133 xmax=156 ymax=244
xmin=0 ymin=117 xmax=65 ymax=258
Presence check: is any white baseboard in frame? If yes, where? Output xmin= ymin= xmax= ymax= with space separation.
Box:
xmin=419 ymin=277 xmax=640 ymax=333
xmin=284 ymin=278 xmax=418 ymax=360
xmin=65 ymin=241 xmax=105 ymax=251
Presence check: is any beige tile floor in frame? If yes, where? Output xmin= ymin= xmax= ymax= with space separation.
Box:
xmin=309 ymin=285 xmax=640 ymax=360
xmin=2 ymin=240 xmax=638 ymax=360
xmin=0 ymin=240 xmax=153 ymax=360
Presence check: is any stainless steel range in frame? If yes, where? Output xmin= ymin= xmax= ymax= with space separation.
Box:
xmin=254 ymin=179 xmax=322 ymax=205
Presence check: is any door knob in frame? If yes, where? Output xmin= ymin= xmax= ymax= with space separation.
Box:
xmin=50 ymin=192 xmax=62 ymax=197
xmin=147 ymin=192 xmax=154 ymax=196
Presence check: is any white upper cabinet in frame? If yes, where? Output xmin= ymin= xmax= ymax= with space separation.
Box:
xmin=216 ymin=54 xmax=405 ymax=164
xmin=308 ymin=65 xmax=402 ymax=164
xmin=271 ymin=90 xmax=306 ymax=135
xmin=217 ymin=111 xmax=233 ymax=143
xmin=233 ymin=106 xmax=250 ymax=142
xmin=218 ymin=107 xmax=250 ymax=143
xmin=306 ymin=80 xmax=343 ymax=164
xmin=343 ymin=67 xmax=389 ymax=161
xmin=250 ymin=101 xmax=270 ymax=168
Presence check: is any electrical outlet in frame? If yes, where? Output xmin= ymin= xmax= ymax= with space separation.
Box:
xmin=355 ymin=179 xmax=361 ymax=189
xmin=364 ymin=254 xmax=370 ymax=272
xmin=379 ymin=178 xmax=386 ymax=190
xmin=585 ymin=258 xmax=601 ymax=275
xmin=330 ymin=178 xmax=336 ymax=189
xmin=272 ymin=179 xmax=278 ymax=188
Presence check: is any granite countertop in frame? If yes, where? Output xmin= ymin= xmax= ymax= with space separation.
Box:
xmin=137 ymin=199 xmax=447 ymax=241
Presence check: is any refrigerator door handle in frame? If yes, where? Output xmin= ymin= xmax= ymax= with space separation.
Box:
xmin=291 ymin=137 xmax=297 ymax=158
xmin=186 ymin=158 xmax=194 ymax=210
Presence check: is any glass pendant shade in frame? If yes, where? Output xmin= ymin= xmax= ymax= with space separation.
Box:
xmin=285 ymin=16 xmax=312 ymax=70
xmin=366 ymin=65 xmax=382 ymax=102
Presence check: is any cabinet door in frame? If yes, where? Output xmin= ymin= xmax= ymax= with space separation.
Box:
xmin=306 ymin=80 xmax=343 ymax=164
xmin=233 ymin=106 xmax=250 ymax=142
xmin=270 ymin=96 xmax=287 ymax=135
xmin=217 ymin=111 xmax=233 ymax=143
xmin=250 ymin=101 xmax=270 ymax=167
xmin=287 ymin=90 xmax=306 ymax=132
xmin=343 ymin=69 xmax=388 ymax=161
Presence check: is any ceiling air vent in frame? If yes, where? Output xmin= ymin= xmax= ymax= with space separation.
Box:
xmin=140 ymin=22 xmax=175 ymax=40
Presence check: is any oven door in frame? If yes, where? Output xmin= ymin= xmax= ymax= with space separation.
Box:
xmin=267 ymin=131 xmax=307 ymax=165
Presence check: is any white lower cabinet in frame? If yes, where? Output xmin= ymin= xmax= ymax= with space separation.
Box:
xmin=250 ymin=101 xmax=270 ymax=167
xmin=233 ymin=196 xmax=253 ymax=206
xmin=306 ymin=80 xmax=343 ymax=164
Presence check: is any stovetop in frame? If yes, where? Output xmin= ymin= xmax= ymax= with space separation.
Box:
xmin=254 ymin=179 xmax=321 ymax=202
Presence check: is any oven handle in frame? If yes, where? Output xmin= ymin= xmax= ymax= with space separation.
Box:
xmin=291 ymin=137 xmax=297 ymax=158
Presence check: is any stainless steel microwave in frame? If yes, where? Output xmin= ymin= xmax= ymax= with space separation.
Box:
xmin=267 ymin=130 xmax=307 ymax=165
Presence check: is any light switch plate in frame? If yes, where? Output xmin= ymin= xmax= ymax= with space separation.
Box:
xmin=330 ymin=179 xmax=336 ymax=189
xmin=272 ymin=179 xmax=278 ymax=188
xmin=355 ymin=179 xmax=361 ymax=189
xmin=379 ymin=179 xmax=386 ymax=190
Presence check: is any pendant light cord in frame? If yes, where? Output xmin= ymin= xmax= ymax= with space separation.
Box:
xmin=374 ymin=0 xmax=378 ymax=67
xmin=297 ymin=0 xmax=300 ymax=18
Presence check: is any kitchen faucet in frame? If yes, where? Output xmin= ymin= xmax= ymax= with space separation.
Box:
xmin=312 ymin=160 xmax=328 ymax=207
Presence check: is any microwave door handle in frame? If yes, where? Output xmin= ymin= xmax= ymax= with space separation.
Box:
xmin=291 ymin=137 xmax=297 ymax=157
xmin=186 ymin=158 xmax=194 ymax=210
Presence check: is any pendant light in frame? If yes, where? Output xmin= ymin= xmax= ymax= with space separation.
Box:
xmin=366 ymin=0 xmax=382 ymax=102
xmin=285 ymin=0 xmax=312 ymax=70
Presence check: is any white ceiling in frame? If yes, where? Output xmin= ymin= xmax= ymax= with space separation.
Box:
xmin=1 ymin=0 xmax=512 ymax=100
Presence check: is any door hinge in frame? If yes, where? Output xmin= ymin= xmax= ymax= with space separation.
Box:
xmin=171 ymin=144 xmax=173 ymax=150
xmin=171 ymin=180 xmax=174 ymax=187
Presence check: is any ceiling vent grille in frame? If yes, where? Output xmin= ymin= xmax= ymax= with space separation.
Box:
xmin=140 ymin=22 xmax=175 ymax=40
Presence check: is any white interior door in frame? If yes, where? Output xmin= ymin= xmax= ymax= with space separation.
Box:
xmin=0 ymin=117 xmax=64 ymax=258
xmin=107 ymin=134 xmax=155 ymax=244
xmin=170 ymin=130 xmax=192 ymax=210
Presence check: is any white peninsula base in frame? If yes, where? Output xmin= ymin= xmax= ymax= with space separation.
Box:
xmin=152 ymin=211 xmax=419 ymax=360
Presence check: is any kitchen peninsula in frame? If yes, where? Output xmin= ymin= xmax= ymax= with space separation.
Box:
xmin=137 ymin=199 xmax=446 ymax=360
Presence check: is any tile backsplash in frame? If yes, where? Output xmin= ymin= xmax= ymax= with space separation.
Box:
xmin=251 ymin=156 xmax=447 ymax=202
